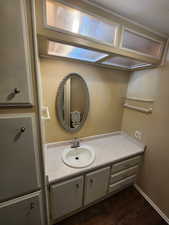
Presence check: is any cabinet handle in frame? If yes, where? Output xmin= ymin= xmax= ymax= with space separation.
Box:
xmin=30 ymin=202 xmax=35 ymax=210
xmin=25 ymin=202 xmax=35 ymax=216
xmin=14 ymin=88 xmax=21 ymax=94
xmin=76 ymin=183 xmax=80 ymax=188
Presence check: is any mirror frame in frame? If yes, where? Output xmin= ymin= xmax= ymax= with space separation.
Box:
xmin=56 ymin=73 xmax=89 ymax=133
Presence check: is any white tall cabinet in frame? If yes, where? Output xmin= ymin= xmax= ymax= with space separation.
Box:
xmin=0 ymin=0 xmax=45 ymax=224
xmin=0 ymin=0 xmax=33 ymax=106
xmin=0 ymin=114 xmax=41 ymax=202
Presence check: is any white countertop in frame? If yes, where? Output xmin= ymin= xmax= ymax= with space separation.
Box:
xmin=45 ymin=132 xmax=145 ymax=184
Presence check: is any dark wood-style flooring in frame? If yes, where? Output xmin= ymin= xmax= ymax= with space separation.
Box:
xmin=55 ymin=187 xmax=167 ymax=225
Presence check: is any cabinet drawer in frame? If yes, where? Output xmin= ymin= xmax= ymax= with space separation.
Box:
xmin=109 ymin=175 xmax=136 ymax=193
xmin=110 ymin=165 xmax=138 ymax=184
xmin=50 ymin=176 xmax=83 ymax=220
xmin=0 ymin=191 xmax=44 ymax=225
xmin=111 ymin=156 xmax=142 ymax=174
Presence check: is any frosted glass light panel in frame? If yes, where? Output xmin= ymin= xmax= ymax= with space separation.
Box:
xmin=102 ymin=56 xmax=151 ymax=69
xmin=122 ymin=30 xmax=163 ymax=58
xmin=46 ymin=0 xmax=117 ymax=45
xmin=48 ymin=41 xmax=108 ymax=62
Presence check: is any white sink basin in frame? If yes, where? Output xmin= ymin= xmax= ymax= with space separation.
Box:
xmin=62 ymin=145 xmax=95 ymax=168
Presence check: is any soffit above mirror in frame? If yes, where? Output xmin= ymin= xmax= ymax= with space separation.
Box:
xmin=35 ymin=0 xmax=168 ymax=71
xmin=39 ymin=38 xmax=153 ymax=71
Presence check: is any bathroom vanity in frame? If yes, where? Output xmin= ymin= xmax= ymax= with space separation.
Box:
xmin=1 ymin=0 xmax=168 ymax=225
xmin=45 ymin=132 xmax=145 ymax=223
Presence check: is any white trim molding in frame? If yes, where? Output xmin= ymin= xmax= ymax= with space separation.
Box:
xmin=134 ymin=184 xmax=169 ymax=224
xmin=123 ymin=103 xmax=152 ymax=113
xmin=125 ymin=97 xmax=154 ymax=102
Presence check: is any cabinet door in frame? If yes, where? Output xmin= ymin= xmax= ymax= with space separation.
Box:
xmin=0 ymin=0 xmax=33 ymax=106
xmin=0 ymin=114 xmax=41 ymax=201
xmin=0 ymin=191 xmax=44 ymax=225
xmin=50 ymin=176 xmax=83 ymax=220
xmin=84 ymin=167 xmax=110 ymax=206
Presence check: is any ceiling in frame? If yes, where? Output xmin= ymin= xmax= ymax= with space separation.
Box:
xmin=86 ymin=0 xmax=169 ymax=37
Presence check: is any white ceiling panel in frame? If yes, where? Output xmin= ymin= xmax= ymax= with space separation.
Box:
xmin=86 ymin=0 xmax=169 ymax=36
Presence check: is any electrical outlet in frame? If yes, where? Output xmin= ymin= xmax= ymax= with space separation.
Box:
xmin=134 ymin=130 xmax=142 ymax=140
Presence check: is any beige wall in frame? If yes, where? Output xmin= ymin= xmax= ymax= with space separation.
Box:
xmin=40 ymin=58 xmax=129 ymax=143
xmin=127 ymin=69 xmax=159 ymax=100
xmin=122 ymin=50 xmax=169 ymax=218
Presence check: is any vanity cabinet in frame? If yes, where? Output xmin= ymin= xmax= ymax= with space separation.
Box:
xmin=49 ymin=154 xmax=143 ymax=223
xmin=0 ymin=191 xmax=43 ymax=225
xmin=0 ymin=0 xmax=33 ymax=106
xmin=0 ymin=114 xmax=41 ymax=202
xmin=50 ymin=176 xmax=83 ymax=220
xmin=84 ymin=167 xmax=110 ymax=205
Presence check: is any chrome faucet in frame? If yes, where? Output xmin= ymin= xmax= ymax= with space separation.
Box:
xmin=71 ymin=137 xmax=80 ymax=148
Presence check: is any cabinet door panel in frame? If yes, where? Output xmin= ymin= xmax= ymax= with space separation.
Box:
xmin=84 ymin=167 xmax=110 ymax=205
xmin=50 ymin=176 xmax=83 ymax=220
xmin=0 ymin=114 xmax=41 ymax=201
xmin=0 ymin=0 xmax=33 ymax=106
xmin=0 ymin=192 xmax=44 ymax=225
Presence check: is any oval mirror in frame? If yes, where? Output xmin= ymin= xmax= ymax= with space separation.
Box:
xmin=57 ymin=73 xmax=89 ymax=132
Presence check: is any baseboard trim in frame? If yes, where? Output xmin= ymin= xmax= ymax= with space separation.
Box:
xmin=134 ymin=184 xmax=169 ymax=224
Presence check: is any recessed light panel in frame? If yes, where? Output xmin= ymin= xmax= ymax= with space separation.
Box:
xmin=48 ymin=41 xmax=108 ymax=62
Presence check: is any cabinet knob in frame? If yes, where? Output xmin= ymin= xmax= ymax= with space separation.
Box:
xmin=20 ymin=127 xmax=26 ymax=133
xmin=76 ymin=183 xmax=80 ymax=188
xmin=14 ymin=88 xmax=21 ymax=94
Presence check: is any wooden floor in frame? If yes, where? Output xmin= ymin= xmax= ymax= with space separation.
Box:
xmin=55 ymin=187 xmax=167 ymax=225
